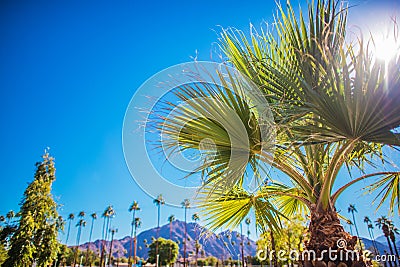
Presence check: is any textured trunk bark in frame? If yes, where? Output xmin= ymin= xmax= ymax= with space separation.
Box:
xmin=305 ymin=205 xmax=370 ymax=267
xmin=270 ymin=230 xmax=277 ymax=267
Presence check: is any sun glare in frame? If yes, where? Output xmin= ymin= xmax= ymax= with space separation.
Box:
xmin=375 ymin=36 xmax=399 ymax=61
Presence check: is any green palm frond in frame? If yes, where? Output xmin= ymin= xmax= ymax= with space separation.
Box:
xmin=217 ymin=0 xmax=400 ymax=213
xmin=261 ymin=182 xmax=310 ymax=217
xmin=158 ymin=67 xmax=274 ymax=192
xmin=365 ymin=173 xmax=400 ymax=214
xmin=221 ymin=0 xmax=400 ymax=146
xmin=197 ymin=186 xmax=283 ymax=233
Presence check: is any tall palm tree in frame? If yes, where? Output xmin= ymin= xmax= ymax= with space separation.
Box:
xmin=157 ymin=0 xmax=400 ymax=266
xmin=181 ymin=199 xmax=190 ymax=267
xmin=376 ymin=216 xmax=397 ymax=267
xmin=128 ymin=201 xmax=140 ymax=267
xmin=244 ymin=218 xmax=251 ymax=266
xmin=192 ymin=213 xmax=200 ymax=267
xmin=363 ymin=216 xmax=378 ymax=255
xmin=388 ymin=221 xmax=400 ymax=264
xmin=99 ymin=210 xmax=107 ymax=267
xmin=100 ymin=205 xmax=115 ymax=267
xmin=106 ymin=206 xmax=116 ymax=266
xmin=66 ymin=213 xmax=75 ymax=244
xmin=239 ymin=223 xmax=245 ymax=267
xmin=168 ymin=215 xmax=176 ymax=263
xmin=86 ymin=212 xmax=97 ymax=266
xmin=73 ymin=211 xmax=86 ymax=266
xmin=134 ymin=217 xmax=142 ymax=266
xmin=347 ymin=204 xmax=362 ymax=249
xmin=154 ymin=194 xmax=165 ymax=267
xmin=108 ymin=228 xmax=118 ymax=267
xmin=74 ymin=218 xmax=86 ymax=267
xmin=168 ymin=215 xmax=175 ymax=240
xmin=245 ymin=218 xmax=251 ymax=243
xmin=347 ymin=220 xmax=354 ymax=236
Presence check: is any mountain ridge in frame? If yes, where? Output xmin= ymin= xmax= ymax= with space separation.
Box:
xmin=77 ymin=220 xmax=400 ymax=259
xmin=79 ymin=220 xmax=256 ymax=260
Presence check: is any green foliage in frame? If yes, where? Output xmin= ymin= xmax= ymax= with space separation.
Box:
xmin=56 ymin=246 xmax=99 ymax=266
xmin=197 ymin=256 xmax=219 ymax=266
xmin=3 ymin=151 xmax=61 ymax=267
xmin=54 ymin=244 xmax=72 ymax=266
xmin=147 ymin=238 xmax=179 ymax=265
xmin=198 ymin=186 xmax=284 ymax=234
xmin=0 ymin=243 xmax=7 ymax=266
xmin=257 ymin=215 xmax=307 ymax=265
xmin=157 ymin=1 xmax=400 ymax=243
xmin=216 ymin=0 xmax=400 ymax=213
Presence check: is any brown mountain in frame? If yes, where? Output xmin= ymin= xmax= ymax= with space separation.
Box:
xmin=78 ymin=220 xmax=257 ymax=260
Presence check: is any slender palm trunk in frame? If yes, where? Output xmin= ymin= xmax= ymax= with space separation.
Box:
xmin=194 ymin=226 xmax=198 ymax=267
xmin=74 ymin=226 xmax=82 ymax=267
xmin=107 ymin=217 xmax=114 ymax=266
xmin=270 ymin=231 xmax=277 ymax=267
xmin=351 ymin=212 xmax=363 ymax=251
xmin=349 ymin=223 xmax=354 ymax=236
xmin=86 ymin=217 xmax=95 ymax=266
xmin=66 ymin=220 xmax=72 ymax=244
xmin=129 ymin=210 xmax=136 ymax=267
xmin=100 ymin=217 xmax=107 ymax=267
xmin=156 ymin=205 xmax=160 ymax=267
xmin=102 ymin=217 xmax=111 ymax=267
xmin=367 ymin=227 xmax=379 ymax=256
xmin=390 ymin=234 xmax=400 ymax=266
xmin=385 ymin=235 xmax=396 ymax=263
xmin=169 ymin=221 xmax=173 ymax=263
xmin=134 ymin=223 xmax=138 ymax=265
xmin=184 ymin=207 xmax=187 ymax=267
xmin=108 ymin=230 xmax=115 ymax=267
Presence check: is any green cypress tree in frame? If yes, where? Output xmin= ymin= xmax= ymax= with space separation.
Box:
xmin=4 ymin=151 xmax=61 ymax=267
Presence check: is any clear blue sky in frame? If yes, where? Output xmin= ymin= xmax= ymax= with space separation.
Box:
xmin=0 ymin=0 xmax=399 ymax=246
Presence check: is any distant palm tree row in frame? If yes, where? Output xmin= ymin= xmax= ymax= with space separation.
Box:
xmin=22 ymin=200 xmax=396 ymax=267
xmin=58 ymin=194 xmax=203 ymax=267
xmin=346 ymin=204 xmax=399 ymax=266
xmin=63 ymin=206 xmax=117 ymax=267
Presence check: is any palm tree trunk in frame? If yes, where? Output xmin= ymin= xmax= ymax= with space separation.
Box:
xmin=66 ymin=220 xmax=72 ymax=244
xmin=367 ymin=228 xmax=379 ymax=256
xmin=156 ymin=205 xmax=161 ymax=267
xmin=385 ymin=250 xmax=394 ymax=267
xmin=390 ymin=233 xmax=400 ymax=267
xmin=109 ymin=230 xmax=115 ymax=267
xmin=104 ymin=217 xmax=112 ymax=267
xmin=129 ymin=211 xmax=135 ymax=267
xmin=386 ymin=236 xmax=396 ymax=264
xmin=307 ymin=206 xmax=365 ymax=267
xmin=351 ymin=212 xmax=363 ymax=251
xmin=184 ymin=207 xmax=187 ymax=267
xmin=74 ymin=226 xmax=81 ymax=267
xmin=169 ymin=222 xmax=173 ymax=263
xmin=86 ymin=217 xmax=95 ymax=266
xmin=240 ymin=224 xmax=245 ymax=267
xmin=100 ymin=217 xmax=107 ymax=267
xmin=270 ymin=231 xmax=277 ymax=267
xmin=134 ymin=223 xmax=138 ymax=265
